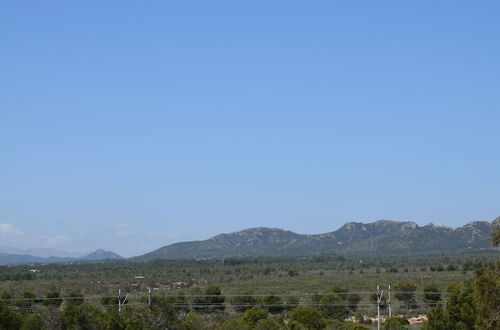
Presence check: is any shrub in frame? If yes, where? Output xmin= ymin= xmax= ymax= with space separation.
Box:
xmin=290 ymin=306 xmax=326 ymax=330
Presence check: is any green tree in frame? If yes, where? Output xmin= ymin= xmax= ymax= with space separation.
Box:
xmin=100 ymin=293 xmax=119 ymax=308
xmin=15 ymin=291 xmax=36 ymax=308
xmin=61 ymin=302 xmax=102 ymax=329
xmin=472 ymin=261 xmax=500 ymax=330
xmin=285 ymin=296 xmax=300 ymax=311
xmin=179 ymin=312 xmax=209 ymax=330
xmin=290 ymin=306 xmax=326 ymax=330
xmin=39 ymin=306 xmax=63 ymax=329
xmin=146 ymin=297 xmax=180 ymax=329
xmin=445 ymin=281 xmax=476 ymax=330
xmin=119 ymin=305 xmax=149 ymax=330
xmin=423 ymin=303 xmax=449 ymax=330
xmin=329 ymin=286 xmax=348 ymax=295
xmin=20 ymin=314 xmax=43 ymax=330
xmin=382 ymin=317 xmax=409 ymax=330
xmin=99 ymin=308 xmax=125 ymax=330
xmin=315 ymin=286 xmax=351 ymax=321
xmin=43 ymin=290 xmax=62 ymax=306
xmin=242 ymin=306 xmax=268 ymax=326
xmin=0 ymin=300 xmax=22 ymax=330
xmin=165 ymin=292 xmax=190 ymax=313
xmin=214 ymin=317 xmax=250 ymax=330
xmin=425 ymin=262 xmax=498 ymax=330
xmin=286 ymin=320 xmax=308 ymax=329
xmin=0 ymin=291 xmax=12 ymax=306
xmin=192 ymin=285 xmax=225 ymax=313
xmin=319 ymin=294 xmax=349 ymax=321
xmin=325 ymin=322 xmax=369 ymax=330
xmin=64 ymin=291 xmax=84 ymax=306
xmin=346 ymin=293 xmax=361 ymax=312
xmin=426 ymin=221 xmax=499 ymax=329
xmin=423 ymin=284 xmax=441 ymax=306
xmin=205 ymin=285 xmax=224 ymax=305
xmin=260 ymin=295 xmax=284 ymax=314
xmin=394 ymin=282 xmax=417 ymax=312
xmin=231 ymin=291 xmax=257 ymax=312
xmin=490 ymin=217 xmax=500 ymax=246
xmin=254 ymin=317 xmax=284 ymax=330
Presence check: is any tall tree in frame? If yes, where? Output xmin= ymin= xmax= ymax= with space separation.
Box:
xmin=472 ymin=261 xmax=500 ymax=330
xmin=423 ymin=303 xmax=448 ymax=330
xmin=423 ymin=284 xmax=441 ymax=307
xmin=425 ymin=222 xmax=499 ymax=330
xmin=290 ymin=306 xmax=326 ymax=330
xmin=394 ymin=282 xmax=417 ymax=312
xmin=445 ymin=281 xmax=476 ymax=329
xmin=490 ymin=217 xmax=500 ymax=246
xmin=0 ymin=301 xmax=22 ymax=330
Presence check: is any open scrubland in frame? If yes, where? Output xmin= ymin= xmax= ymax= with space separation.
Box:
xmin=0 ymin=253 xmax=497 ymax=329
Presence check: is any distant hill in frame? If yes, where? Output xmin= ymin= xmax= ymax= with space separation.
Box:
xmin=0 ymin=249 xmax=123 ymax=265
xmin=135 ymin=219 xmax=498 ymax=261
xmin=0 ymin=254 xmax=48 ymax=265
xmin=78 ymin=249 xmax=123 ymax=261
xmin=0 ymin=246 xmax=87 ymax=259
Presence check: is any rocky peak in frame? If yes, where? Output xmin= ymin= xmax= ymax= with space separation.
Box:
xmin=340 ymin=222 xmax=363 ymax=230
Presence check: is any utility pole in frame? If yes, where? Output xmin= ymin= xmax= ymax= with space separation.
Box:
xmin=376 ymin=285 xmax=384 ymax=330
xmin=388 ymin=285 xmax=392 ymax=318
xmin=148 ymin=287 xmax=151 ymax=307
xmin=118 ymin=289 xmax=128 ymax=312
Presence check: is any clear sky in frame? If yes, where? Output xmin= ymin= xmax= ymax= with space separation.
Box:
xmin=1 ymin=1 xmax=499 ymax=257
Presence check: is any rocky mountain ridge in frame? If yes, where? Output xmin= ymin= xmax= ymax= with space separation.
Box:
xmin=136 ymin=219 xmax=498 ymax=260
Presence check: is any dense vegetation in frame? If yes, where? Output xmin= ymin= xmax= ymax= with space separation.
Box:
xmin=0 ymin=221 xmax=497 ymax=329
xmin=0 ymin=251 xmax=498 ymax=329
xmin=423 ymin=219 xmax=500 ymax=330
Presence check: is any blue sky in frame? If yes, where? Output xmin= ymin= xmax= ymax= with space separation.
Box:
xmin=1 ymin=1 xmax=499 ymax=257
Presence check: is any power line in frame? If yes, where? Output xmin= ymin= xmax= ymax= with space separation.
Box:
xmin=0 ymin=291 xmax=447 ymax=302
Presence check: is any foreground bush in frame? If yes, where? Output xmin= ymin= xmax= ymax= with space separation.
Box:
xmin=290 ymin=306 xmax=326 ymax=330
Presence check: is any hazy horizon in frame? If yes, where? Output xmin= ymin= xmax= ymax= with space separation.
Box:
xmin=2 ymin=1 xmax=499 ymax=257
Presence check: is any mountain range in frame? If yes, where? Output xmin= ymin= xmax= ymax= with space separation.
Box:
xmin=0 ymin=249 xmax=123 ymax=265
xmin=2 ymin=219 xmax=497 ymax=265
xmin=0 ymin=246 xmax=90 ymax=259
xmin=135 ymin=219 xmax=498 ymax=261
